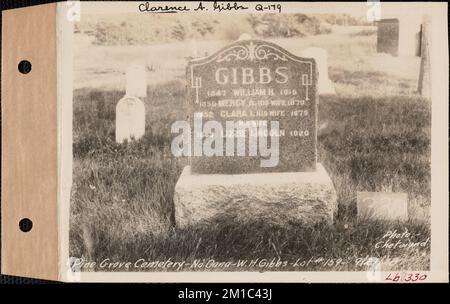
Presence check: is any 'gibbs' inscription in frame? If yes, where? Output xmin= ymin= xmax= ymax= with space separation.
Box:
xmin=187 ymin=40 xmax=317 ymax=174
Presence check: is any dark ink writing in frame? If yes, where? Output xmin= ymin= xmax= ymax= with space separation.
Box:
xmin=138 ymin=2 xmax=190 ymax=13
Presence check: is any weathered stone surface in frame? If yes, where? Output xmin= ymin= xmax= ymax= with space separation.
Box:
xmin=377 ymin=18 xmax=400 ymax=56
xmin=174 ymin=163 xmax=337 ymax=228
xmin=115 ymin=96 xmax=145 ymax=143
xmin=398 ymin=15 xmax=422 ymax=57
xmin=357 ymin=192 xmax=408 ymax=221
xmin=187 ymin=39 xmax=318 ymax=174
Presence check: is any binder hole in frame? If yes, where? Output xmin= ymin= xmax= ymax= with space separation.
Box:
xmin=19 ymin=218 xmax=33 ymax=232
xmin=18 ymin=60 xmax=32 ymax=74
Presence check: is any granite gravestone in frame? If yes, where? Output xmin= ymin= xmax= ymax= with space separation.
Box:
xmin=398 ymin=15 xmax=422 ymax=57
xmin=187 ymin=40 xmax=317 ymax=174
xmin=301 ymin=47 xmax=335 ymax=95
xmin=174 ymin=40 xmax=337 ymax=228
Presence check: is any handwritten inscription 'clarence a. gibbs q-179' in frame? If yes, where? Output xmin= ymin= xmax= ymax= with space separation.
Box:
xmin=138 ymin=2 xmax=282 ymax=14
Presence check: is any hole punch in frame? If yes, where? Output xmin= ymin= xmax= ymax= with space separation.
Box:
xmin=19 ymin=218 xmax=33 ymax=232
xmin=18 ymin=60 xmax=32 ymax=74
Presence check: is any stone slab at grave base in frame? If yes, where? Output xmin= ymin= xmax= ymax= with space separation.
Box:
xmin=174 ymin=163 xmax=337 ymax=228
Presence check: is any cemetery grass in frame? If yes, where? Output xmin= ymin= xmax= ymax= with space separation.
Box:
xmin=70 ymin=77 xmax=431 ymax=271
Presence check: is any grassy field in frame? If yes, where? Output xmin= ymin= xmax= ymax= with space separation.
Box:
xmin=70 ymin=27 xmax=430 ymax=272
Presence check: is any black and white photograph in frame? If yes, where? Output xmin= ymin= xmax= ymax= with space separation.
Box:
xmin=54 ymin=1 xmax=448 ymax=283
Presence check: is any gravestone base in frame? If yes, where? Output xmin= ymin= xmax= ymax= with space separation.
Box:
xmin=174 ymin=164 xmax=337 ymax=228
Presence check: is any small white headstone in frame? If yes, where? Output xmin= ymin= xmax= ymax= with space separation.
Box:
xmin=357 ymin=192 xmax=408 ymax=221
xmin=115 ymin=96 xmax=145 ymax=144
xmin=126 ymin=64 xmax=147 ymax=98
xmin=301 ymin=47 xmax=335 ymax=95
xmin=238 ymin=33 xmax=252 ymax=41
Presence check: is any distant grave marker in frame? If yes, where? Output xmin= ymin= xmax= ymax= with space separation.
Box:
xmin=188 ymin=39 xmax=318 ymax=174
xmin=115 ymin=96 xmax=145 ymax=144
xmin=357 ymin=192 xmax=408 ymax=221
xmin=174 ymin=39 xmax=337 ymax=228
xmin=190 ymin=39 xmax=199 ymax=58
xmin=398 ymin=16 xmax=422 ymax=57
xmin=376 ymin=19 xmax=399 ymax=56
xmin=238 ymin=33 xmax=252 ymax=40
xmin=301 ymin=47 xmax=335 ymax=95
xmin=377 ymin=17 xmax=422 ymax=57
xmin=126 ymin=64 xmax=147 ymax=98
